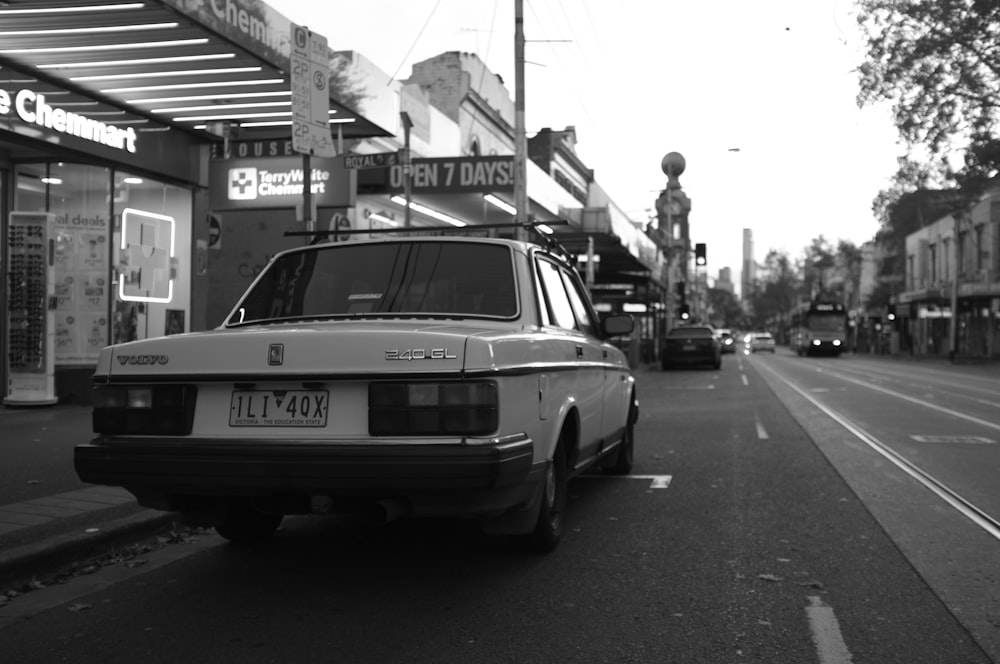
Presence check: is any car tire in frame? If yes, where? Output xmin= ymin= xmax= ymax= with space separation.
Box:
xmin=514 ymin=442 xmax=567 ymax=553
xmin=215 ymin=501 xmax=283 ymax=543
xmin=603 ymin=411 xmax=634 ymax=475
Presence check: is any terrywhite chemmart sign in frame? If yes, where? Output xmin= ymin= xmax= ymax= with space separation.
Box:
xmin=209 ymin=156 xmax=355 ymax=210
xmin=0 ymin=88 xmax=137 ymax=153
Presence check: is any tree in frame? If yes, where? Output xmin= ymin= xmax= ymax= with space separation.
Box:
xmin=747 ymin=249 xmax=801 ymax=334
xmin=856 ymin=1 xmax=1000 ymax=194
xmin=706 ymin=287 xmax=742 ymax=329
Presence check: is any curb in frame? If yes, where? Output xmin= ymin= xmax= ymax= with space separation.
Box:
xmin=0 ymin=510 xmax=177 ymax=589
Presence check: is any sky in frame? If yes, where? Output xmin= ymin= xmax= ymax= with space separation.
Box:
xmin=269 ymin=0 xmax=903 ymax=296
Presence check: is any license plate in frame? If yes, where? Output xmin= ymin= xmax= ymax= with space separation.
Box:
xmin=229 ymin=389 xmax=329 ymax=427
xmin=682 ymin=344 xmax=696 ymax=351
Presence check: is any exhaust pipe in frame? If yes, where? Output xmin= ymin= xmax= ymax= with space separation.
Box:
xmin=372 ymin=498 xmax=411 ymax=524
xmin=310 ymin=495 xmax=411 ymax=523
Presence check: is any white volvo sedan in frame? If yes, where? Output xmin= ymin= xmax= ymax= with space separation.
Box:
xmin=75 ymin=234 xmax=638 ymax=552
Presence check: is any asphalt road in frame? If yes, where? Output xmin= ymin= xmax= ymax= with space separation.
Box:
xmin=0 ymin=352 xmax=995 ymax=663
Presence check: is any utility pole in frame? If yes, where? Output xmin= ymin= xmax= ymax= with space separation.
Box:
xmin=400 ymin=112 xmax=413 ymax=228
xmin=513 ymin=0 xmax=528 ymax=240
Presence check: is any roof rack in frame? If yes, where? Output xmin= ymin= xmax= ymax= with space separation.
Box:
xmin=285 ymin=220 xmax=574 ymax=261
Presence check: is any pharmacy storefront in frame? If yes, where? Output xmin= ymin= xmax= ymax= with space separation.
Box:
xmin=1 ymin=72 xmax=203 ymax=405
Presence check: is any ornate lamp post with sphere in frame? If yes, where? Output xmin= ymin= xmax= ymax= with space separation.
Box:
xmin=648 ymin=152 xmax=692 ymax=338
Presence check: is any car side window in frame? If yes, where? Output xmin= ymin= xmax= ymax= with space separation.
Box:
xmin=536 ymin=258 xmax=577 ymax=330
xmin=559 ymin=268 xmax=597 ymax=336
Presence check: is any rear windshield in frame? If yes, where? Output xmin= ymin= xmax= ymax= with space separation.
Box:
xmin=227 ymin=241 xmax=517 ymax=325
xmin=668 ymin=327 xmax=714 ymax=338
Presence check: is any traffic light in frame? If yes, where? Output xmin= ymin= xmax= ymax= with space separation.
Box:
xmin=675 ymin=281 xmax=686 ymax=297
xmin=695 ymin=243 xmax=707 ymax=266
xmin=679 ymin=304 xmax=690 ymax=320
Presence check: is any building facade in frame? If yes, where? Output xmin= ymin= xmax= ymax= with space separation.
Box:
xmin=896 ymin=184 xmax=1000 ymax=358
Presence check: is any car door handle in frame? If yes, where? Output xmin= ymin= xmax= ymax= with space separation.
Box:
xmin=576 ymin=346 xmax=584 ymax=359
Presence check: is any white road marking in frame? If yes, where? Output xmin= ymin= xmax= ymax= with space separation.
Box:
xmin=755 ymin=418 xmax=769 ymax=440
xmin=818 ymin=368 xmax=1000 ymax=433
xmin=910 ymin=434 xmax=995 ymax=445
xmin=806 ymin=596 xmax=855 ymax=663
xmin=583 ymin=475 xmax=672 ymax=489
xmin=741 ymin=374 xmax=749 ymax=387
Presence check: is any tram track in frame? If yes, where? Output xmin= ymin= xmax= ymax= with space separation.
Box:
xmin=756 ymin=360 xmax=1000 ymax=544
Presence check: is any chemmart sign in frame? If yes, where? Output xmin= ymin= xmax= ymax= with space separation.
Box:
xmin=0 ymin=87 xmax=137 ymax=153
xmin=209 ymin=156 xmax=355 ymax=210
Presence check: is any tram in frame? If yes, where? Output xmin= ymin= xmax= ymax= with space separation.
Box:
xmin=788 ymin=298 xmax=848 ymax=356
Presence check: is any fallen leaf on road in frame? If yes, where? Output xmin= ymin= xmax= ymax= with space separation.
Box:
xmin=26 ymin=479 xmax=40 ymax=485
xmin=758 ymin=574 xmax=783 ymax=583
xmin=67 ymin=603 xmax=92 ymax=612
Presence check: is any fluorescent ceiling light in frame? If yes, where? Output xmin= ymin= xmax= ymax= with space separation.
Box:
xmin=105 ymin=78 xmax=284 ymax=94
xmin=329 ymin=118 xmax=356 ymax=124
xmin=75 ymin=66 xmax=261 ymax=82
xmin=216 ymin=121 xmax=280 ymax=128
xmin=174 ymin=111 xmax=290 ymax=122
xmin=130 ymin=91 xmax=290 ymax=104
xmin=1 ymin=38 xmax=208 ymax=55
xmin=391 ymin=195 xmax=466 ymax=227
xmin=0 ymin=4 xmax=144 ymax=14
xmin=40 ymin=177 xmax=62 ymax=185
xmin=484 ymin=194 xmax=516 ymax=215
xmin=123 ymin=177 xmax=143 ymax=184
xmin=369 ymin=213 xmax=399 ymax=227
xmin=154 ymin=101 xmax=290 ymax=114
xmin=0 ymin=22 xmax=178 ymax=37
xmin=40 ymin=54 xmax=235 ymax=70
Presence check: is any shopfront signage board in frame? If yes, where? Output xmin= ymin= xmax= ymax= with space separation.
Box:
xmin=208 ymin=156 xmax=355 ymax=210
xmin=345 ymin=152 xmax=399 ymax=169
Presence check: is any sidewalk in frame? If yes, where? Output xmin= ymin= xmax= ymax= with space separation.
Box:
xmin=0 ymin=405 xmax=175 ymax=589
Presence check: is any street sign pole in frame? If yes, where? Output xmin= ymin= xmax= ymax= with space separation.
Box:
xmin=290 ymin=23 xmax=335 ymax=240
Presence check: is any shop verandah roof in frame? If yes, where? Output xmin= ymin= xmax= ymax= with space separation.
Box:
xmin=0 ymin=0 xmax=392 ymax=144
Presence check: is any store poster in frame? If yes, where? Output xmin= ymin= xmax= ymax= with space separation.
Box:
xmin=52 ymin=215 xmax=110 ymax=364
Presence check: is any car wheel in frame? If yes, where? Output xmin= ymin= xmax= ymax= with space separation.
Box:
xmin=215 ymin=501 xmax=283 ymax=543
xmin=515 ymin=442 xmax=567 ymax=552
xmin=603 ymin=411 xmax=634 ymax=475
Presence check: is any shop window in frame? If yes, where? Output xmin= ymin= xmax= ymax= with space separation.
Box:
xmin=112 ymin=172 xmax=191 ymax=343
xmin=15 ymin=162 xmax=111 ymax=367
xmin=9 ymin=163 xmax=192 ymax=363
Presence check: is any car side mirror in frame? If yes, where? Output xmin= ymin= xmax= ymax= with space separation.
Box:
xmin=601 ymin=314 xmax=634 ymax=337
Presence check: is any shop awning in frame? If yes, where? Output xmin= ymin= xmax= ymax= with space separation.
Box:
xmin=0 ymin=0 xmax=392 ymax=144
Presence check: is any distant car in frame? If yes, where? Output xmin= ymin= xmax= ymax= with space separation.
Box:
xmin=747 ymin=332 xmax=776 ymax=353
xmin=661 ymin=325 xmax=722 ymax=370
xmin=74 ymin=234 xmax=639 ymax=553
xmin=715 ymin=328 xmax=737 ymax=354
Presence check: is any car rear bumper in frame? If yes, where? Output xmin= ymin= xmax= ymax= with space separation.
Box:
xmin=74 ymin=435 xmax=537 ymax=512
xmin=662 ymin=353 xmax=719 ymax=366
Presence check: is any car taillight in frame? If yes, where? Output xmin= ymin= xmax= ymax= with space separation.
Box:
xmin=368 ymin=381 xmax=498 ymax=436
xmin=92 ymin=385 xmax=196 ymax=435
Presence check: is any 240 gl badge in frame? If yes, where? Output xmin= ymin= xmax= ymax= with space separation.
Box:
xmin=385 ymin=348 xmax=457 ymax=361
